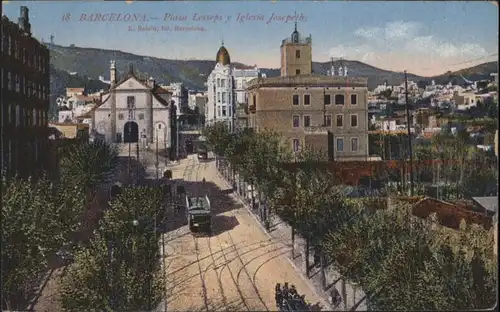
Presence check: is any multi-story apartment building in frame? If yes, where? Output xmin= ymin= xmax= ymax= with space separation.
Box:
xmin=205 ymin=42 xmax=260 ymax=131
xmin=1 ymin=6 xmax=51 ymax=177
xmin=247 ymin=25 xmax=369 ymax=161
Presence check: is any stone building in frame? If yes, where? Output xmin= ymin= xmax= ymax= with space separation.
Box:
xmin=1 ymin=6 xmax=51 ymax=178
xmin=205 ymin=41 xmax=260 ymax=131
xmin=280 ymin=23 xmax=312 ymax=77
xmin=89 ymin=62 xmax=175 ymax=153
xmin=247 ymin=25 xmax=369 ymax=161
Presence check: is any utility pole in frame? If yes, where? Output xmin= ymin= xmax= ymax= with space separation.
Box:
xmin=176 ymin=118 xmax=180 ymax=161
xmin=404 ymin=70 xmax=414 ymax=196
xmin=156 ymin=129 xmax=159 ymax=181
xmin=136 ymin=142 xmax=140 ymax=184
xmin=128 ymin=126 xmax=131 ymax=180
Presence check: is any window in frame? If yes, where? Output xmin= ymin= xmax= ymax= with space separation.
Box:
xmin=292 ymin=94 xmax=300 ymax=105
xmin=351 ymin=94 xmax=357 ymax=105
xmin=336 ymin=114 xmax=343 ymax=127
xmin=118 ymin=113 xmax=124 ymax=120
xmin=303 ymin=115 xmax=311 ymax=127
xmin=325 ymin=115 xmax=332 ymax=127
xmin=351 ymin=114 xmax=358 ymax=127
xmin=336 ymin=138 xmax=344 ymax=152
xmin=351 ymin=137 xmax=359 ymax=151
xmin=222 ymin=106 xmax=227 ymax=117
xmin=217 ymin=106 xmax=221 ymax=117
xmin=304 ymin=94 xmax=310 ymax=105
xmin=15 ymin=105 xmax=20 ymax=127
xmin=324 ymin=94 xmax=331 ymax=105
xmin=293 ymin=139 xmax=300 ymax=152
xmin=221 ymin=79 xmax=226 ymax=88
xmin=158 ymin=124 xmax=162 ymax=129
xmin=296 ymin=50 xmax=300 ymax=58
xmin=127 ymin=96 xmax=136 ymax=109
xmin=139 ymin=113 xmax=145 ymax=120
xmin=8 ymin=36 xmax=12 ymax=55
xmin=217 ymin=92 xmax=221 ymax=103
xmin=217 ymin=78 xmax=220 ymax=87
xmin=33 ymin=109 xmax=37 ymax=126
xmin=222 ymin=92 xmax=227 ymax=104
xmin=335 ymin=94 xmax=345 ymax=105
xmin=252 ymin=95 xmax=256 ymax=107
xmin=296 ymin=69 xmax=301 ymax=75
xmin=292 ymin=115 xmax=300 ymax=128
xmin=6 ymin=104 xmax=11 ymax=125
xmin=15 ymin=74 xmax=20 ymax=92
xmin=7 ymin=72 xmax=11 ymax=90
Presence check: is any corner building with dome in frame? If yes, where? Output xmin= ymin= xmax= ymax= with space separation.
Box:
xmin=205 ymin=42 xmax=261 ymax=131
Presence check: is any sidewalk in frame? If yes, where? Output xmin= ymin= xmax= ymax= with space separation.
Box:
xmin=216 ymin=166 xmax=367 ymax=311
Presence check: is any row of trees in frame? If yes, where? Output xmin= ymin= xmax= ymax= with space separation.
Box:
xmin=1 ymin=140 xmax=117 ymax=310
xmin=367 ymin=129 xmax=497 ymax=198
xmin=59 ymin=185 xmax=165 ymax=311
xmin=203 ymin=123 xmax=497 ymax=310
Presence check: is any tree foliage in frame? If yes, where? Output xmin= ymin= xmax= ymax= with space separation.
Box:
xmin=1 ymin=140 xmax=118 ymax=310
xmin=205 ymin=126 xmax=497 ymax=310
xmin=1 ymin=176 xmax=81 ymax=310
xmin=59 ymin=186 xmax=165 ymax=311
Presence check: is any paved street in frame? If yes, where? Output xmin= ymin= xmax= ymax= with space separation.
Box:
xmin=162 ymin=156 xmax=329 ymax=312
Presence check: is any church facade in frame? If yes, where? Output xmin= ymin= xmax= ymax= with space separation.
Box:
xmin=205 ymin=42 xmax=260 ymax=131
xmin=90 ymin=61 xmax=174 ymax=152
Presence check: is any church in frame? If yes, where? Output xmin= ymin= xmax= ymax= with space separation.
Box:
xmin=89 ymin=61 xmax=175 ymax=152
xmin=205 ymin=41 xmax=261 ymax=131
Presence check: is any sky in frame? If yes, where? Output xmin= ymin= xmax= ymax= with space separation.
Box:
xmin=2 ymin=1 xmax=498 ymax=76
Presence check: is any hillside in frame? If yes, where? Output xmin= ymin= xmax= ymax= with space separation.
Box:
xmin=48 ymin=43 xmax=497 ymax=99
xmin=431 ymin=61 xmax=498 ymax=85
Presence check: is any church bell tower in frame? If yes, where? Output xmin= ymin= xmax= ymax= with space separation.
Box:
xmin=280 ymin=23 xmax=312 ymax=77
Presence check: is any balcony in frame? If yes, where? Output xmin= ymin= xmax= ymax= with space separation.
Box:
xmin=303 ymin=125 xmax=330 ymax=134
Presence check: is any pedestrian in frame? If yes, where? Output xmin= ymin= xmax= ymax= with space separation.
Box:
xmin=289 ymin=285 xmax=298 ymax=298
xmin=330 ymin=288 xmax=341 ymax=307
xmin=275 ymin=283 xmax=282 ymax=307
xmin=283 ymin=282 xmax=289 ymax=298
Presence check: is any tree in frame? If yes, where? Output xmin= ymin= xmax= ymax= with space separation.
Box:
xmin=59 ymin=186 xmax=165 ymax=311
xmin=59 ymin=141 xmax=117 ymax=228
xmin=1 ymin=176 xmax=80 ymax=310
xmin=59 ymin=141 xmax=117 ymax=199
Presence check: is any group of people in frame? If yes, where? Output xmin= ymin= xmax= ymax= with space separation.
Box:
xmin=275 ymin=282 xmax=306 ymax=308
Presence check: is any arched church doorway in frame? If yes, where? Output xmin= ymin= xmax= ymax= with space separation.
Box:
xmin=123 ymin=121 xmax=139 ymax=143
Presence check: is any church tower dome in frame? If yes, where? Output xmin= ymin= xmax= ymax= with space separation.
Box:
xmin=216 ymin=41 xmax=231 ymax=66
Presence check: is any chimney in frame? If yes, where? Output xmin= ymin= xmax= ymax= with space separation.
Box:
xmin=110 ymin=60 xmax=117 ymax=85
xmin=18 ymin=6 xmax=32 ymax=36
xmin=148 ymin=77 xmax=155 ymax=88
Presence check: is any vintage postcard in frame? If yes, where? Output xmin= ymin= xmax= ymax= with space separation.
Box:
xmin=1 ymin=1 xmax=498 ymax=312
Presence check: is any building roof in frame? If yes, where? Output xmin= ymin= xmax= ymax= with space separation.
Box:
xmin=83 ymin=75 xmax=171 ymax=117
xmin=216 ymin=44 xmax=231 ymax=66
xmin=247 ymin=75 xmax=368 ymax=90
xmin=66 ymin=87 xmax=85 ymax=94
xmin=73 ymin=95 xmax=98 ymax=102
xmin=472 ymin=197 xmax=498 ymax=214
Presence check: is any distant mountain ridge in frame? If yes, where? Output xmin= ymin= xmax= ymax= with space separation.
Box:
xmin=48 ymin=43 xmax=497 ymax=115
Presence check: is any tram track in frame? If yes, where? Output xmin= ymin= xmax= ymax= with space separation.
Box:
xmin=215 ymin=234 xmax=251 ymax=311
xmin=192 ymin=236 xmax=210 ymax=311
xmin=226 ymin=231 xmax=269 ymax=311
